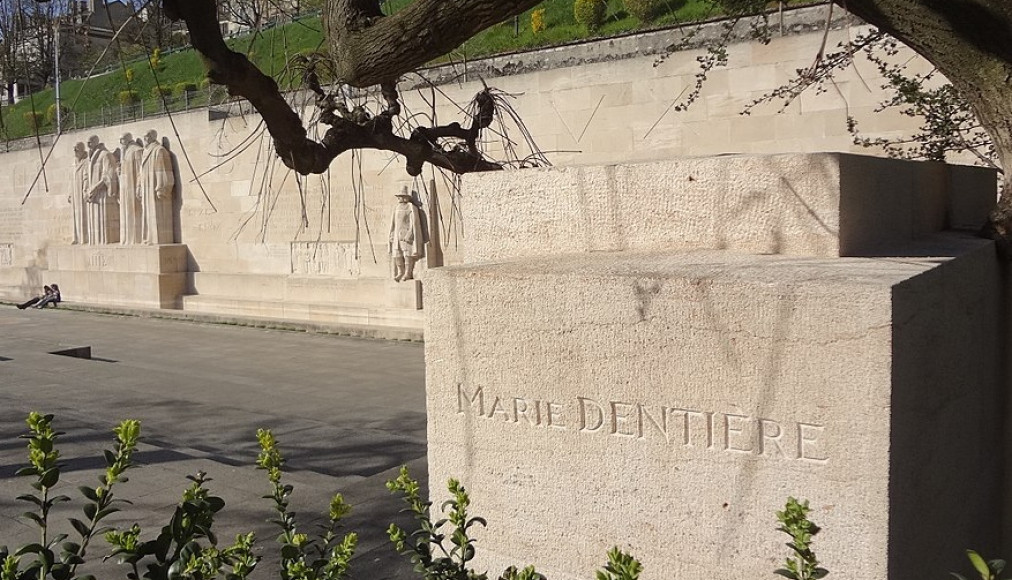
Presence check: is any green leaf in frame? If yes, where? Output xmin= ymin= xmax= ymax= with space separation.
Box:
xmin=83 ymin=503 xmax=97 ymax=521
xmin=70 ymin=518 xmax=90 ymax=538
xmin=16 ymin=494 xmax=43 ymax=507
xmin=63 ymin=555 xmax=84 ymax=566
xmin=280 ymin=544 xmax=300 ymax=560
xmin=39 ymin=468 xmax=60 ymax=489
xmin=988 ymin=560 xmax=1006 ymax=576
xmin=15 ymin=544 xmax=45 ymax=556
xmin=51 ymin=562 xmax=70 ymax=580
xmin=207 ymin=497 xmax=225 ymax=513
xmin=22 ymin=512 xmax=45 ymax=528
xmin=94 ymin=506 xmax=120 ymax=522
xmin=39 ymin=547 xmax=55 ymax=567
xmin=78 ymin=486 xmax=100 ymax=502
xmin=167 ymin=558 xmax=183 ymax=580
xmin=968 ymin=550 xmax=990 ymax=580
xmin=775 ymin=569 xmax=798 ymax=580
xmin=48 ymin=534 xmax=68 ymax=548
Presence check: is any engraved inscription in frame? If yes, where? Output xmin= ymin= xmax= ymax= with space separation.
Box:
xmin=89 ymin=252 xmax=108 ymax=269
xmin=456 ymin=384 xmax=828 ymax=463
xmin=0 ymin=243 xmax=12 ymax=266
xmin=291 ymin=242 xmax=360 ymax=277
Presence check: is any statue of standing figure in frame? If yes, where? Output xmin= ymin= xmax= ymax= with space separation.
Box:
xmin=118 ymin=133 xmax=144 ymax=244
xmin=139 ymin=130 xmax=176 ymax=245
xmin=69 ymin=142 xmax=89 ymax=244
xmin=85 ymin=135 xmax=119 ymax=244
xmin=388 ymin=187 xmax=428 ymax=282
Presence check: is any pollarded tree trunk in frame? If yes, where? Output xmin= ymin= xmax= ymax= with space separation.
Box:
xmin=838 ymin=0 xmax=1012 ymax=250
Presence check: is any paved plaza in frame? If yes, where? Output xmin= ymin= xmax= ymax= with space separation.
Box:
xmin=0 ymin=306 xmax=426 ymax=580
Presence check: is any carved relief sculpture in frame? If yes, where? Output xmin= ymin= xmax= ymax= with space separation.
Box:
xmin=70 ymin=142 xmax=89 ymax=244
xmin=388 ymin=186 xmax=428 ymax=282
xmin=139 ymin=130 xmax=176 ymax=245
xmin=118 ymin=133 xmax=143 ymax=244
xmin=85 ymin=135 xmax=119 ymax=244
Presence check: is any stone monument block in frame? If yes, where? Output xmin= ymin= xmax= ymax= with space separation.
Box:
xmin=47 ymin=244 xmax=189 ymax=308
xmin=425 ymin=154 xmax=1005 ymax=580
xmin=461 ymin=154 xmax=993 ymax=261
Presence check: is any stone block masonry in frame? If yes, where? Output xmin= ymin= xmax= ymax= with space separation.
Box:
xmin=425 ymin=153 xmax=1005 ymax=580
xmin=0 ymin=11 xmax=954 ymax=330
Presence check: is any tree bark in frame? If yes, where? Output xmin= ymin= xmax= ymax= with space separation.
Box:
xmin=324 ymin=0 xmax=543 ymax=87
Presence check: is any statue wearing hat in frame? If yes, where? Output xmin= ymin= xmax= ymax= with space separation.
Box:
xmin=388 ymin=186 xmax=428 ymax=282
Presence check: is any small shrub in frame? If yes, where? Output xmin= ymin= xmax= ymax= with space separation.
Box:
xmin=775 ymin=497 xmax=828 ymax=580
xmin=0 ymin=414 xmax=644 ymax=580
xmin=596 ymin=547 xmax=643 ymax=580
xmin=255 ymin=428 xmax=356 ymax=580
xmin=387 ymin=467 xmax=642 ymax=580
xmin=151 ymin=85 xmax=172 ymax=100
xmin=1 ymin=413 xmax=140 ymax=580
xmin=149 ymin=47 xmax=162 ymax=70
xmin=623 ymin=0 xmax=660 ymax=23
xmin=44 ymin=103 xmax=68 ymax=125
xmin=118 ymin=90 xmax=139 ymax=105
xmin=124 ymin=67 xmax=134 ymax=83
xmin=22 ymin=111 xmax=42 ymax=129
xmin=531 ymin=8 xmax=547 ymax=34
xmin=173 ymin=82 xmax=198 ymax=98
xmin=574 ymin=0 xmax=606 ymax=31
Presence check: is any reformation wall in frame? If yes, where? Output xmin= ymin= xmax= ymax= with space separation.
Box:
xmin=0 ymin=6 xmax=951 ymax=330
xmin=0 ymin=7 xmax=1007 ymax=580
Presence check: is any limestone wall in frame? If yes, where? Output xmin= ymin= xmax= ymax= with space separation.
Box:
xmin=0 ymin=9 xmax=953 ymax=328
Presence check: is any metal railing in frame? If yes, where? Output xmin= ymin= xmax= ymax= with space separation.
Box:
xmin=75 ymin=86 xmax=232 ymax=130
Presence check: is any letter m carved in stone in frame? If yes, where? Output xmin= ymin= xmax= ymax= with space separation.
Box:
xmin=457 ymin=384 xmax=484 ymax=415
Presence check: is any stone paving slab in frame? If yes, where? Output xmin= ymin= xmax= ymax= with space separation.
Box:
xmin=0 ymin=306 xmax=427 ymax=580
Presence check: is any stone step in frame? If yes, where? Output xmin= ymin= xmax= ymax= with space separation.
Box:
xmin=187 ymin=271 xmax=422 ymax=309
xmin=45 ymin=269 xmax=186 ymax=309
xmin=180 ymin=294 xmax=425 ymax=330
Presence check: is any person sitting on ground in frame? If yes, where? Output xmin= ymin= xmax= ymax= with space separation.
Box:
xmin=17 ymin=285 xmax=51 ymax=309
xmin=34 ymin=284 xmax=61 ymax=309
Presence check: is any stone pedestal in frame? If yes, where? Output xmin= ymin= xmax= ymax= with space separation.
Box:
xmin=47 ymin=244 xmax=188 ymax=309
xmin=424 ymin=154 xmax=1006 ymax=580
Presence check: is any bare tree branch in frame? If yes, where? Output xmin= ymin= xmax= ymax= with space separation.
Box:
xmin=163 ymin=0 xmax=517 ymax=176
